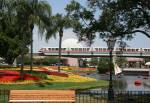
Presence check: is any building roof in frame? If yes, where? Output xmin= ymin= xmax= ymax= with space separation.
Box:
xmin=127 ymin=58 xmax=144 ymax=62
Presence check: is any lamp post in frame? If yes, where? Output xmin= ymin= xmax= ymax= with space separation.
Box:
xmin=106 ymin=36 xmax=116 ymax=102
xmin=139 ymin=48 xmax=143 ymax=68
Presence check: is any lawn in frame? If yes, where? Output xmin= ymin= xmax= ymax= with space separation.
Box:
xmin=0 ymin=66 xmax=108 ymax=90
xmin=0 ymin=81 xmax=108 ymax=90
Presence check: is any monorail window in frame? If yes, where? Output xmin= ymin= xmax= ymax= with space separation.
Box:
xmin=132 ymin=49 xmax=135 ymax=52
xmin=62 ymin=48 xmax=65 ymax=50
xmin=83 ymin=48 xmax=86 ymax=51
xmin=103 ymin=48 xmax=107 ymax=51
xmin=144 ymin=49 xmax=148 ymax=52
xmin=99 ymin=48 xmax=102 ymax=51
xmin=75 ymin=48 xmax=78 ymax=51
xmin=127 ymin=49 xmax=131 ymax=52
xmin=95 ymin=48 xmax=98 ymax=51
xmin=124 ymin=49 xmax=127 ymax=52
xmin=79 ymin=48 xmax=82 ymax=51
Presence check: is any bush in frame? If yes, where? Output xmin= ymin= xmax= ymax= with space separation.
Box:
xmin=97 ymin=61 xmax=114 ymax=74
xmin=97 ymin=62 xmax=109 ymax=74
xmin=41 ymin=57 xmax=59 ymax=66
xmin=17 ymin=56 xmax=30 ymax=65
xmin=17 ymin=56 xmax=60 ymax=66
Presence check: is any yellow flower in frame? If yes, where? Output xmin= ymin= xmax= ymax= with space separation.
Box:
xmin=47 ymin=73 xmax=96 ymax=82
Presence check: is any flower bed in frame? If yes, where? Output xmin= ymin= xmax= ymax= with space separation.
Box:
xmin=38 ymin=67 xmax=68 ymax=77
xmin=78 ymin=67 xmax=96 ymax=71
xmin=60 ymin=66 xmax=96 ymax=71
xmin=47 ymin=73 xmax=96 ymax=82
xmin=0 ymin=70 xmax=39 ymax=83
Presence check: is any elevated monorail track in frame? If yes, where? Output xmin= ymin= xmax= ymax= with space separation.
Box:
xmin=39 ymin=47 xmax=150 ymax=57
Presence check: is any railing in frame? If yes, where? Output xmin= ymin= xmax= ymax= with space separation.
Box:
xmin=1 ymin=90 xmax=150 ymax=103
xmin=42 ymin=51 xmax=150 ymax=57
xmin=0 ymin=90 xmax=9 ymax=103
xmin=76 ymin=90 xmax=150 ymax=103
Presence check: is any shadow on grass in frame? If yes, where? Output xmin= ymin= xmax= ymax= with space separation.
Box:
xmin=36 ymin=80 xmax=53 ymax=87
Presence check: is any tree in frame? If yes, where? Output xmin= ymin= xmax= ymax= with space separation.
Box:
xmin=65 ymin=0 xmax=97 ymax=45
xmin=115 ymin=57 xmax=127 ymax=67
xmin=45 ymin=14 xmax=74 ymax=72
xmin=0 ymin=0 xmax=30 ymax=65
xmin=65 ymin=0 xmax=150 ymax=46
xmin=89 ymin=58 xmax=99 ymax=67
xmin=104 ymin=0 xmax=150 ymax=38
xmin=0 ymin=0 xmax=32 ymax=80
xmin=0 ymin=0 xmax=51 ymax=79
xmin=97 ymin=58 xmax=114 ymax=74
xmin=16 ymin=0 xmax=52 ymax=72
xmin=41 ymin=57 xmax=59 ymax=66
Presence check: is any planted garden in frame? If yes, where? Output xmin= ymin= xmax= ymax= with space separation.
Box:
xmin=0 ymin=66 xmax=108 ymax=90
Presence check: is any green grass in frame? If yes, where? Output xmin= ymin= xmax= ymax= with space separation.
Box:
xmin=0 ymin=80 xmax=108 ymax=90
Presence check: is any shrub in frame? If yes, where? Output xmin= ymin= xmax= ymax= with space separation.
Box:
xmin=41 ymin=57 xmax=59 ymax=66
xmin=17 ymin=56 xmax=30 ymax=65
xmin=97 ymin=59 xmax=114 ymax=74
xmin=97 ymin=62 xmax=109 ymax=74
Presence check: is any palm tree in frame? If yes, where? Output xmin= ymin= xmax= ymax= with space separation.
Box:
xmin=12 ymin=0 xmax=52 ymax=79
xmin=46 ymin=14 xmax=73 ymax=72
xmin=18 ymin=0 xmax=52 ymax=73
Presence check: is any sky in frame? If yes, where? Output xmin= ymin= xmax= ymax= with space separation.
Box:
xmin=33 ymin=0 xmax=150 ymax=53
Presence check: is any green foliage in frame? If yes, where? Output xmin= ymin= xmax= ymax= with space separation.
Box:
xmin=0 ymin=0 xmax=52 ymax=65
xmin=145 ymin=58 xmax=150 ymax=63
xmin=17 ymin=56 xmax=30 ymax=65
xmin=42 ymin=57 xmax=59 ymax=66
xmin=28 ymin=71 xmax=48 ymax=80
xmin=45 ymin=13 xmax=76 ymax=72
xmin=0 ymin=0 xmax=31 ymax=64
xmin=89 ymin=58 xmax=99 ymax=66
xmin=97 ymin=58 xmax=114 ymax=74
xmin=66 ymin=0 xmax=150 ymax=46
xmin=115 ymin=57 xmax=127 ymax=67
xmin=0 ymin=80 xmax=108 ymax=90
xmin=17 ymin=56 xmax=60 ymax=66
xmin=45 ymin=13 xmax=74 ymax=40
xmin=97 ymin=61 xmax=109 ymax=74
xmin=33 ymin=59 xmax=43 ymax=65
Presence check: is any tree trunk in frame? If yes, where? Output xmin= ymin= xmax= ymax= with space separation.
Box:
xmin=20 ymin=50 xmax=24 ymax=80
xmin=58 ymin=28 xmax=63 ymax=72
xmin=30 ymin=24 xmax=34 ymax=73
xmin=30 ymin=0 xmax=38 ymax=73
xmin=5 ymin=57 xmax=15 ymax=65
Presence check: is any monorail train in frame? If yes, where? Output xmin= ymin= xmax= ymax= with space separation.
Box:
xmin=39 ymin=47 xmax=150 ymax=53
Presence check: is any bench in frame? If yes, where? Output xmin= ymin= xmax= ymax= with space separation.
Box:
xmin=9 ymin=90 xmax=75 ymax=103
